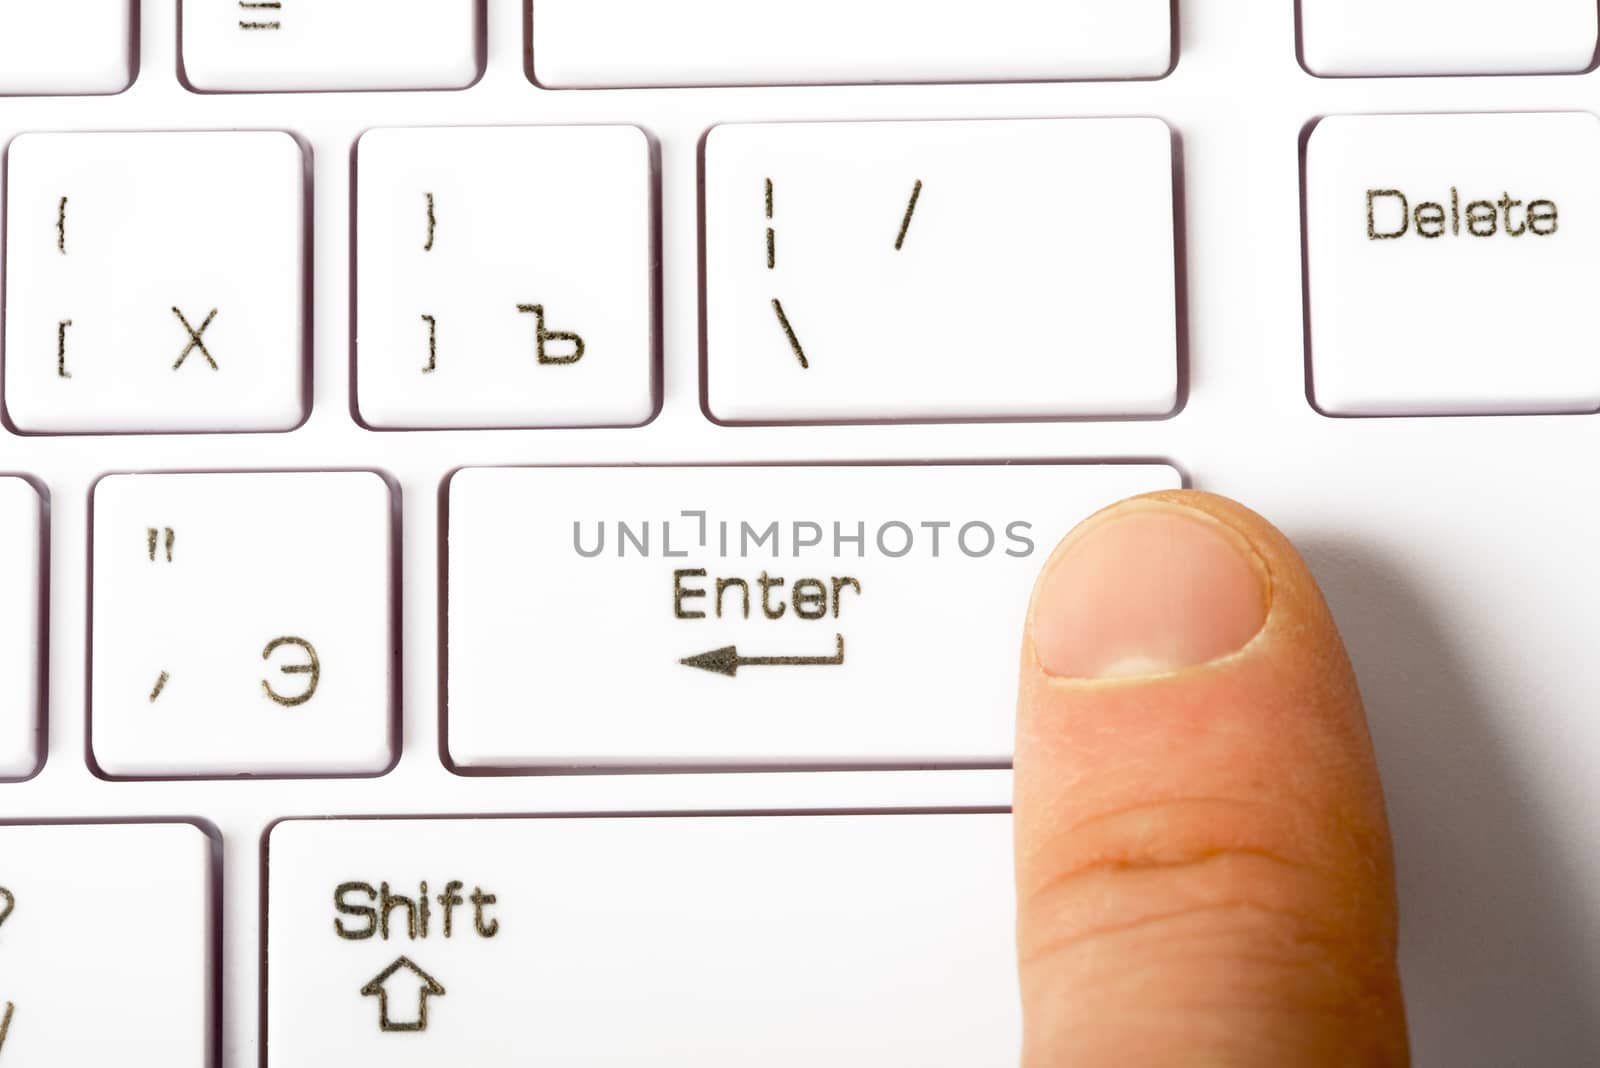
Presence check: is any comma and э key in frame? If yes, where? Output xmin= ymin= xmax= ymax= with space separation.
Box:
xmin=1368 ymin=188 xmax=1558 ymax=240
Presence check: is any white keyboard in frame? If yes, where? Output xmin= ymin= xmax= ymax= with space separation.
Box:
xmin=2 ymin=1 xmax=1599 ymax=1064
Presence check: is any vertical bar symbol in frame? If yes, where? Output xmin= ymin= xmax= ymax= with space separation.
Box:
xmin=765 ymin=178 xmax=775 ymax=270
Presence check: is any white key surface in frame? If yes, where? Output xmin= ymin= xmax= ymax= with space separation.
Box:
xmin=704 ymin=119 xmax=1178 ymax=424
xmin=0 ymin=0 xmax=132 ymax=95
xmin=1300 ymin=0 xmax=1599 ymax=77
xmin=181 ymin=0 xmax=480 ymax=92
xmin=0 ymin=479 xmax=41 ymax=781
xmin=91 ymin=471 xmax=393 ymax=777
xmin=3 ymin=131 xmax=305 ymax=434
xmin=447 ymin=463 xmax=1178 ymax=769
xmin=532 ymin=0 xmax=1172 ymax=87
xmin=1305 ymin=113 xmax=1600 ymax=417
xmin=267 ymin=814 xmax=1017 ymax=1065
xmin=0 ymin=822 xmax=213 ymax=1066
xmin=356 ymin=126 xmax=656 ymax=429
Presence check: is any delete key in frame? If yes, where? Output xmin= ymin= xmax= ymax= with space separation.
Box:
xmin=1305 ymin=112 xmax=1600 ymax=417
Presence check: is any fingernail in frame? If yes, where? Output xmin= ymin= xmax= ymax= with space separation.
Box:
xmin=1030 ymin=499 xmax=1271 ymax=680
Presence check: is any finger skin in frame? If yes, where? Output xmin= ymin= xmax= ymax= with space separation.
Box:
xmin=1015 ymin=490 xmax=1408 ymax=1066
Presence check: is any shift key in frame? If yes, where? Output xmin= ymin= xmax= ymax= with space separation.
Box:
xmin=446 ymin=463 xmax=1179 ymax=770
xmin=266 ymin=813 xmax=1017 ymax=1064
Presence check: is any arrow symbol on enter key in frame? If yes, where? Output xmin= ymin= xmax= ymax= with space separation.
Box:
xmin=679 ymin=633 xmax=846 ymax=677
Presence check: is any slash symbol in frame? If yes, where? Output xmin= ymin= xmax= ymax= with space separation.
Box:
xmin=680 ymin=633 xmax=845 ymax=677
xmin=895 ymin=179 xmax=923 ymax=251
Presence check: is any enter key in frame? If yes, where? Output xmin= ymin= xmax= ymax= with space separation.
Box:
xmin=445 ymin=462 xmax=1178 ymax=771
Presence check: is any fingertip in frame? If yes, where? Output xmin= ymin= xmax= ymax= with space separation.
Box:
xmin=1027 ymin=493 xmax=1272 ymax=681
xmin=1013 ymin=489 xmax=1407 ymax=1066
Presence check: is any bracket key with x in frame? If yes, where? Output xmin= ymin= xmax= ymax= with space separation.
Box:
xmin=4 ymin=131 xmax=304 ymax=432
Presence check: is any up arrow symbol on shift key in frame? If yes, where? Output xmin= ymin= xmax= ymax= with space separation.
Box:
xmin=361 ymin=957 xmax=445 ymax=1033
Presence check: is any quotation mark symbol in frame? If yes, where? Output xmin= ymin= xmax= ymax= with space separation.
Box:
xmin=147 ymin=527 xmax=175 ymax=563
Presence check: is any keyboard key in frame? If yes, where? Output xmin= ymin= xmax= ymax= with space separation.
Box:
xmin=1305 ymin=113 xmax=1600 ymax=416
xmin=0 ymin=1 xmax=133 ymax=95
xmin=181 ymin=0 xmax=479 ymax=92
xmin=356 ymin=126 xmax=656 ymax=429
xmin=266 ymin=813 xmax=1017 ymax=1064
xmin=704 ymin=119 xmax=1178 ymax=424
xmin=532 ymin=0 xmax=1171 ymax=87
xmin=1300 ymin=0 xmax=1599 ymax=77
xmin=447 ymin=463 xmax=1178 ymax=770
xmin=4 ymin=132 xmax=305 ymax=434
xmin=0 ymin=479 xmax=42 ymax=781
xmin=0 ymin=822 xmax=213 ymax=1066
xmin=91 ymin=472 xmax=393 ymax=778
